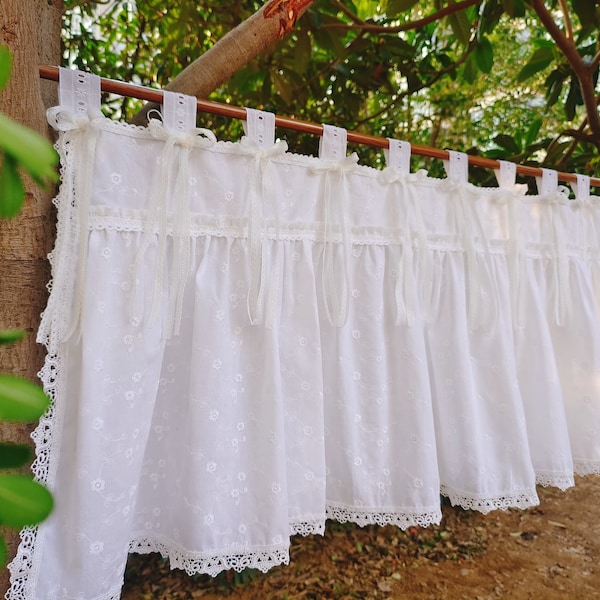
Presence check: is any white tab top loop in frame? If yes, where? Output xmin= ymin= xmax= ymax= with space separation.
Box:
xmin=243 ymin=108 xmax=276 ymax=147
xmin=536 ymin=168 xmax=558 ymax=196
xmin=494 ymin=160 xmax=517 ymax=189
xmin=319 ymin=125 xmax=347 ymax=161
xmin=162 ymin=91 xmax=197 ymax=135
xmin=572 ymin=174 xmax=591 ymax=202
xmin=385 ymin=139 xmax=411 ymax=173
xmin=58 ymin=67 xmax=101 ymax=118
xmin=443 ymin=150 xmax=469 ymax=183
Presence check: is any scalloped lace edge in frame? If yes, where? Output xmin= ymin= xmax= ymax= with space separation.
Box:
xmin=536 ymin=472 xmax=575 ymax=491
xmin=574 ymin=461 xmax=600 ymax=476
xmin=440 ymin=485 xmax=540 ymax=514
xmin=325 ymin=502 xmax=442 ymax=529
xmin=129 ymin=536 xmax=290 ymax=577
xmin=5 ymin=351 xmax=65 ymax=600
xmin=289 ymin=518 xmax=326 ymax=537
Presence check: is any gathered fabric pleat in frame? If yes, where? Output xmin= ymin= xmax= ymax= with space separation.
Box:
xmin=8 ymin=109 xmax=600 ymax=600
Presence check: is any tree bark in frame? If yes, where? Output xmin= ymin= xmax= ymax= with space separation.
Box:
xmin=0 ymin=0 xmax=63 ymax=592
xmin=131 ymin=0 xmax=315 ymax=124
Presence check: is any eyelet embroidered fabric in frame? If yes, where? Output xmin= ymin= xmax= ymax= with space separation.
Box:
xmin=7 ymin=95 xmax=600 ymax=599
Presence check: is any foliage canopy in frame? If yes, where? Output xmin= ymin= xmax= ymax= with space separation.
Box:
xmin=63 ymin=0 xmax=600 ymax=184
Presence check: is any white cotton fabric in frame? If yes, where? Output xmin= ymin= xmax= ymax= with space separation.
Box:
xmin=7 ymin=107 xmax=600 ymax=600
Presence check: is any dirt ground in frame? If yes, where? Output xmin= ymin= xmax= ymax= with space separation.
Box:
xmin=122 ymin=476 xmax=600 ymax=600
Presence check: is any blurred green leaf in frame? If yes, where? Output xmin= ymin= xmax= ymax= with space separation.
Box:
xmin=572 ymin=0 xmax=598 ymax=28
xmin=0 ymin=475 xmax=53 ymax=528
xmin=502 ymin=0 xmax=526 ymax=18
xmin=293 ymin=30 xmax=311 ymax=75
xmin=517 ymin=46 xmax=554 ymax=82
xmin=463 ymin=53 xmax=478 ymax=84
xmin=545 ymin=68 xmax=567 ymax=108
xmin=386 ymin=0 xmax=419 ymax=18
xmin=0 ymin=329 xmax=26 ymax=346
xmin=0 ymin=46 xmax=11 ymax=91
xmin=475 ymin=36 xmax=494 ymax=74
xmin=0 ymin=113 xmax=58 ymax=185
xmin=447 ymin=1 xmax=472 ymax=47
xmin=0 ymin=154 xmax=25 ymax=218
xmin=524 ymin=118 xmax=543 ymax=148
xmin=565 ymin=81 xmax=578 ymax=121
xmin=0 ymin=375 xmax=50 ymax=422
xmin=494 ymin=134 xmax=520 ymax=153
xmin=0 ymin=444 xmax=31 ymax=469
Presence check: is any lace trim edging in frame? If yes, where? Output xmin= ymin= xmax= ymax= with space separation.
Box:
xmin=574 ymin=460 xmax=600 ymax=476
xmin=536 ymin=472 xmax=575 ymax=491
xmin=129 ymin=537 xmax=290 ymax=577
xmin=440 ymin=485 xmax=540 ymax=514
xmin=326 ymin=502 xmax=442 ymax=529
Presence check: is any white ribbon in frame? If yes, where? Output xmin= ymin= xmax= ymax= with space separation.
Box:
xmin=545 ymin=186 xmax=572 ymax=326
xmin=131 ymin=119 xmax=216 ymax=339
xmin=41 ymin=109 xmax=102 ymax=352
xmin=310 ymin=153 xmax=359 ymax=327
xmin=237 ymin=137 xmax=288 ymax=328
xmin=447 ymin=179 xmax=498 ymax=330
xmin=493 ymin=162 xmax=527 ymax=330
xmin=381 ymin=168 xmax=433 ymax=326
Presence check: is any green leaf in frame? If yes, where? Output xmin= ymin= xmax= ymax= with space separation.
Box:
xmin=0 ymin=154 xmax=25 ymax=218
xmin=0 ymin=329 xmax=26 ymax=346
xmin=564 ymin=81 xmax=577 ymax=121
xmin=502 ymin=0 xmax=526 ymax=18
xmin=545 ymin=69 xmax=567 ymax=109
xmin=494 ymin=134 xmax=520 ymax=154
xmin=524 ymin=118 xmax=543 ymax=148
xmin=385 ymin=0 xmax=419 ymax=17
xmin=273 ymin=71 xmax=294 ymax=106
xmin=293 ymin=30 xmax=311 ymax=76
xmin=0 ymin=46 xmax=11 ymax=92
xmin=517 ymin=47 xmax=554 ymax=82
xmin=0 ymin=375 xmax=50 ymax=422
xmin=0 ymin=113 xmax=58 ymax=185
xmin=463 ymin=53 xmax=478 ymax=84
xmin=474 ymin=36 xmax=494 ymax=74
xmin=447 ymin=1 xmax=472 ymax=47
xmin=0 ymin=475 xmax=53 ymax=528
xmin=572 ymin=0 xmax=598 ymax=28
xmin=0 ymin=444 xmax=31 ymax=469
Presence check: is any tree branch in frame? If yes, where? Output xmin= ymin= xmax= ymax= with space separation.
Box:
xmin=326 ymin=0 xmax=481 ymax=34
xmin=530 ymin=0 xmax=600 ymax=147
xmin=353 ymin=43 xmax=475 ymax=128
xmin=131 ymin=0 xmax=315 ymax=125
xmin=558 ymin=0 xmax=573 ymax=40
xmin=529 ymin=0 xmax=580 ymax=68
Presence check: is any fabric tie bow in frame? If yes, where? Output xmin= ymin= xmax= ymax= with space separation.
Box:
xmin=310 ymin=153 xmax=359 ymax=327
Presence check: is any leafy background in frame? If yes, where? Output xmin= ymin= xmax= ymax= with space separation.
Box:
xmin=63 ymin=0 xmax=600 ymax=185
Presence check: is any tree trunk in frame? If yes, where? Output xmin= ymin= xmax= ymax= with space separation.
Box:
xmin=0 ymin=0 xmax=63 ymax=592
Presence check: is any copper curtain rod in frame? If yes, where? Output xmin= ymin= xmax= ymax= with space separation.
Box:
xmin=40 ymin=65 xmax=600 ymax=188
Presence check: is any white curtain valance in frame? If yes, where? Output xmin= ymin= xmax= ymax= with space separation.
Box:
xmin=7 ymin=72 xmax=600 ymax=600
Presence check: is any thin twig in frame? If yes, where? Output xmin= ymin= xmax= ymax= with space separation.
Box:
xmin=558 ymin=0 xmax=574 ymax=40
xmin=324 ymin=0 xmax=481 ymax=34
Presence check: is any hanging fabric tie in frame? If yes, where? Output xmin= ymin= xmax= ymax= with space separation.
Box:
xmin=382 ymin=139 xmax=417 ymax=326
xmin=311 ymin=125 xmax=359 ymax=327
xmin=240 ymin=108 xmax=288 ymax=328
xmin=41 ymin=68 xmax=102 ymax=354
xmin=444 ymin=151 xmax=497 ymax=330
xmin=536 ymin=168 xmax=572 ymax=326
xmin=131 ymin=91 xmax=216 ymax=339
xmin=572 ymin=174 xmax=600 ymax=310
xmin=494 ymin=160 xmax=527 ymax=330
